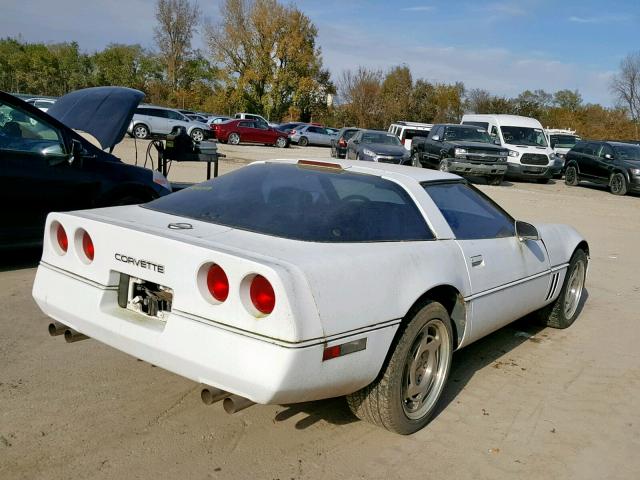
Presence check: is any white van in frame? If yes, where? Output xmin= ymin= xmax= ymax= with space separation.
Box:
xmin=461 ymin=114 xmax=555 ymax=182
xmin=388 ymin=121 xmax=433 ymax=151
xmin=545 ymin=128 xmax=581 ymax=157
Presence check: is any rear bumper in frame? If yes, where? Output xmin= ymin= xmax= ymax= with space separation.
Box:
xmin=32 ymin=263 xmax=396 ymax=404
xmin=506 ymin=162 xmax=552 ymax=179
xmin=443 ymin=159 xmax=508 ymax=176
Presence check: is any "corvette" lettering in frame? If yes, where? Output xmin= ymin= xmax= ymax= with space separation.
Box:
xmin=114 ymin=254 xmax=165 ymax=274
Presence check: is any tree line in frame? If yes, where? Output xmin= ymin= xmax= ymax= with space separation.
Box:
xmin=0 ymin=0 xmax=638 ymax=140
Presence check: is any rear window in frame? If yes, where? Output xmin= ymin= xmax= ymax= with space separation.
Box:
xmin=145 ymin=163 xmax=434 ymax=242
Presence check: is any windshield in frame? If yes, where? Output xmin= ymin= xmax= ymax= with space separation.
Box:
xmin=500 ymin=126 xmax=548 ymax=147
xmin=550 ymin=134 xmax=580 ymax=148
xmin=444 ymin=126 xmax=492 ymax=143
xmin=613 ymin=144 xmax=640 ymax=161
xmin=362 ymin=132 xmax=402 ymax=145
xmin=144 ymin=163 xmax=433 ymax=242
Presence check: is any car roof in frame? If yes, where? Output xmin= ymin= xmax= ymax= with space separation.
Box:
xmin=463 ymin=114 xmax=543 ymax=127
xmin=255 ymin=158 xmax=460 ymax=184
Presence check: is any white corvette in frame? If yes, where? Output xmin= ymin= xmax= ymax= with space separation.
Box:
xmin=32 ymin=159 xmax=588 ymax=434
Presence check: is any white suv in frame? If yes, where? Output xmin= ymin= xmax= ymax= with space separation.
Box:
xmin=128 ymin=106 xmax=210 ymax=141
xmin=234 ymin=112 xmax=277 ymax=127
xmin=388 ymin=121 xmax=433 ymax=151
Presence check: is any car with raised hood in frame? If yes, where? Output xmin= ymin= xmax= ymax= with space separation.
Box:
xmin=462 ymin=114 xmax=554 ymax=183
xmin=346 ymin=129 xmax=410 ymax=164
xmin=0 ymin=87 xmax=171 ymax=249
xmin=564 ymin=140 xmax=640 ymax=195
xmin=411 ymin=124 xmax=509 ymax=185
xmin=212 ymin=119 xmax=289 ymax=147
xmin=33 ymin=158 xmax=589 ymax=434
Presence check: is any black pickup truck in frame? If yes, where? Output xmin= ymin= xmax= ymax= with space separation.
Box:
xmin=411 ymin=124 xmax=509 ymax=185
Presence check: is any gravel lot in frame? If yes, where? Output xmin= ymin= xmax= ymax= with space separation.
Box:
xmin=1 ymin=139 xmax=639 ymax=479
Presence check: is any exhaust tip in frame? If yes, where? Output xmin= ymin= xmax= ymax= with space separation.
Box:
xmin=64 ymin=329 xmax=89 ymax=343
xmin=48 ymin=321 xmax=67 ymax=336
xmin=201 ymin=387 xmax=230 ymax=405
xmin=223 ymin=395 xmax=256 ymax=414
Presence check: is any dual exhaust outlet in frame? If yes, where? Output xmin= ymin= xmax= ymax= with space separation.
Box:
xmin=48 ymin=321 xmax=89 ymax=343
xmin=47 ymin=322 xmax=255 ymax=414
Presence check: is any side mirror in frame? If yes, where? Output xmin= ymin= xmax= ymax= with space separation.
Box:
xmin=515 ymin=220 xmax=539 ymax=242
xmin=44 ymin=144 xmax=70 ymax=166
xmin=432 ymin=135 xmax=440 ymax=142
xmin=604 ymin=153 xmax=614 ymax=161
xmin=493 ymin=138 xmax=501 ymax=145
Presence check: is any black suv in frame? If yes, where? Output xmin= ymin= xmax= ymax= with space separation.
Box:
xmin=564 ymin=141 xmax=640 ymax=196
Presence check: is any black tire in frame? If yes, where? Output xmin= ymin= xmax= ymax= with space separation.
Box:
xmin=537 ymin=249 xmax=588 ymax=329
xmin=298 ymin=136 xmax=309 ymax=147
xmin=610 ymin=172 xmax=628 ymax=196
xmin=228 ymin=132 xmax=240 ymax=145
xmin=438 ymin=159 xmax=449 ymax=172
xmin=488 ymin=175 xmax=503 ymax=186
xmin=346 ymin=302 xmax=453 ymax=435
xmin=565 ymin=165 xmax=579 ymax=186
xmin=275 ymin=136 xmax=288 ymax=148
xmin=536 ymin=178 xmax=550 ymax=184
xmin=133 ymin=124 xmax=149 ymax=140
xmin=411 ymin=152 xmax=421 ymax=168
xmin=190 ymin=128 xmax=204 ymax=142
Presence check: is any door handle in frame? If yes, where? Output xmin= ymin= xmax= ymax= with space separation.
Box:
xmin=470 ymin=255 xmax=484 ymax=267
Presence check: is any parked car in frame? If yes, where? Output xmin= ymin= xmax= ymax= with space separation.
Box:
xmin=289 ymin=124 xmax=336 ymax=146
xmin=564 ymin=140 xmax=640 ymax=195
xmin=207 ymin=115 xmax=232 ymax=125
xmin=411 ymin=124 xmax=509 ymax=185
xmin=275 ymin=122 xmax=305 ymax=134
xmin=128 ymin=106 xmax=211 ymax=142
xmin=33 ymin=158 xmax=589 ymax=434
xmin=186 ymin=114 xmax=209 ymax=123
xmin=346 ymin=129 xmax=410 ymax=164
xmin=388 ymin=121 xmax=433 ymax=151
xmin=462 ymin=114 xmax=554 ymax=183
xmin=234 ymin=112 xmax=277 ymax=127
xmin=25 ymin=97 xmax=56 ymax=112
xmin=330 ymin=127 xmax=360 ymax=158
xmin=212 ymin=119 xmax=289 ymax=147
xmin=0 ymin=87 xmax=171 ymax=248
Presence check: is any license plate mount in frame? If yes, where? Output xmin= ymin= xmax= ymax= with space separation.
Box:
xmin=117 ymin=273 xmax=173 ymax=320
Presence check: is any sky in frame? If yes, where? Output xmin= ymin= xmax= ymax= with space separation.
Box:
xmin=1 ymin=0 xmax=639 ymax=105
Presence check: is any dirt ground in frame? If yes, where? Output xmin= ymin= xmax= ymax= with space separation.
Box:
xmin=1 ymin=138 xmax=640 ymax=479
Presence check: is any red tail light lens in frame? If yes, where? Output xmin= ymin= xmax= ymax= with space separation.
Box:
xmin=250 ymin=275 xmax=275 ymax=315
xmin=56 ymin=224 xmax=68 ymax=253
xmin=207 ymin=264 xmax=229 ymax=302
xmin=82 ymin=231 xmax=94 ymax=261
xmin=290 ymin=130 xmax=296 ymax=135
xmin=338 ymin=138 xmax=346 ymax=147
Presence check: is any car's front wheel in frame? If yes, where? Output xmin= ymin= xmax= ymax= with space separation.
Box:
xmin=610 ymin=172 xmax=628 ymax=196
xmin=489 ymin=175 xmax=504 ymax=186
xmin=275 ymin=136 xmax=288 ymax=148
xmin=347 ymin=301 xmax=453 ymax=434
xmin=565 ymin=165 xmax=579 ymax=186
xmin=133 ymin=124 xmax=149 ymax=139
xmin=411 ymin=152 xmax=421 ymax=168
xmin=438 ymin=159 xmax=449 ymax=172
xmin=537 ymin=249 xmax=588 ymax=329
xmin=190 ymin=128 xmax=204 ymax=142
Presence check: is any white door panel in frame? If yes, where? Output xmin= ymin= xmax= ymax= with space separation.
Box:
xmin=457 ymin=236 xmax=550 ymax=344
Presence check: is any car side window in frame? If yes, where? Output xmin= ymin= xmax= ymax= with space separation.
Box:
xmin=150 ymin=108 xmax=169 ymax=118
xmin=598 ymin=144 xmax=614 ymax=159
xmin=424 ymin=182 xmax=515 ymax=240
xmin=0 ymin=101 xmax=65 ymax=156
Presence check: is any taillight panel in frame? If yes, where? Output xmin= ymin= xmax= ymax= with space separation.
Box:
xmin=52 ymin=222 xmax=68 ymax=255
xmin=74 ymin=229 xmax=94 ymax=263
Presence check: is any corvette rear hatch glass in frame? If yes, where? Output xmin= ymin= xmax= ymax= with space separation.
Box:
xmin=144 ymin=163 xmax=433 ymax=242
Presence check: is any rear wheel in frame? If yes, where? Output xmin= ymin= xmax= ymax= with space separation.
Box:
xmin=537 ymin=249 xmax=587 ymax=329
xmin=610 ymin=172 xmax=628 ymax=195
xmin=565 ymin=165 xmax=579 ymax=186
xmin=133 ymin=124 xmax=149 ymax=139
xmin=347 ymin=302 xmax=453 ymax=434
xmin=298 ymin=136 xmax=309 ymax=147
xmin=228 ymin=132 xmax=240 ymax=145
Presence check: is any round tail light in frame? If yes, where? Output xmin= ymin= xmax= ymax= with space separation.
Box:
xmin=82 ymin=231 xmax=94 ymax=261
xmin=250 ymin=275 xmax=275 ymax=315
xmin=207 ymin=264 xmax=229 ymax=302
xmin=56 ymin=224 xmax=68 ymax=253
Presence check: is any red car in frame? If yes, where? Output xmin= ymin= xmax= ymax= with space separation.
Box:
xmin=213 ymin=119 xmax=289 ymax=148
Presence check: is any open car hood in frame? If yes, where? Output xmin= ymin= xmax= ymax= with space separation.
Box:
xmin=48 ymin=87 xmax=144 ymax=150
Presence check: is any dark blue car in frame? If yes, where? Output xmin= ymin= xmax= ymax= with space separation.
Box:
xmin=0 ymin=87 xmax=171 ymax=248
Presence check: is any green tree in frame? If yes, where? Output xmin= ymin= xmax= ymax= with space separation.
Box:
xmin=553 ymin=89 xmax=582 ymax=111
